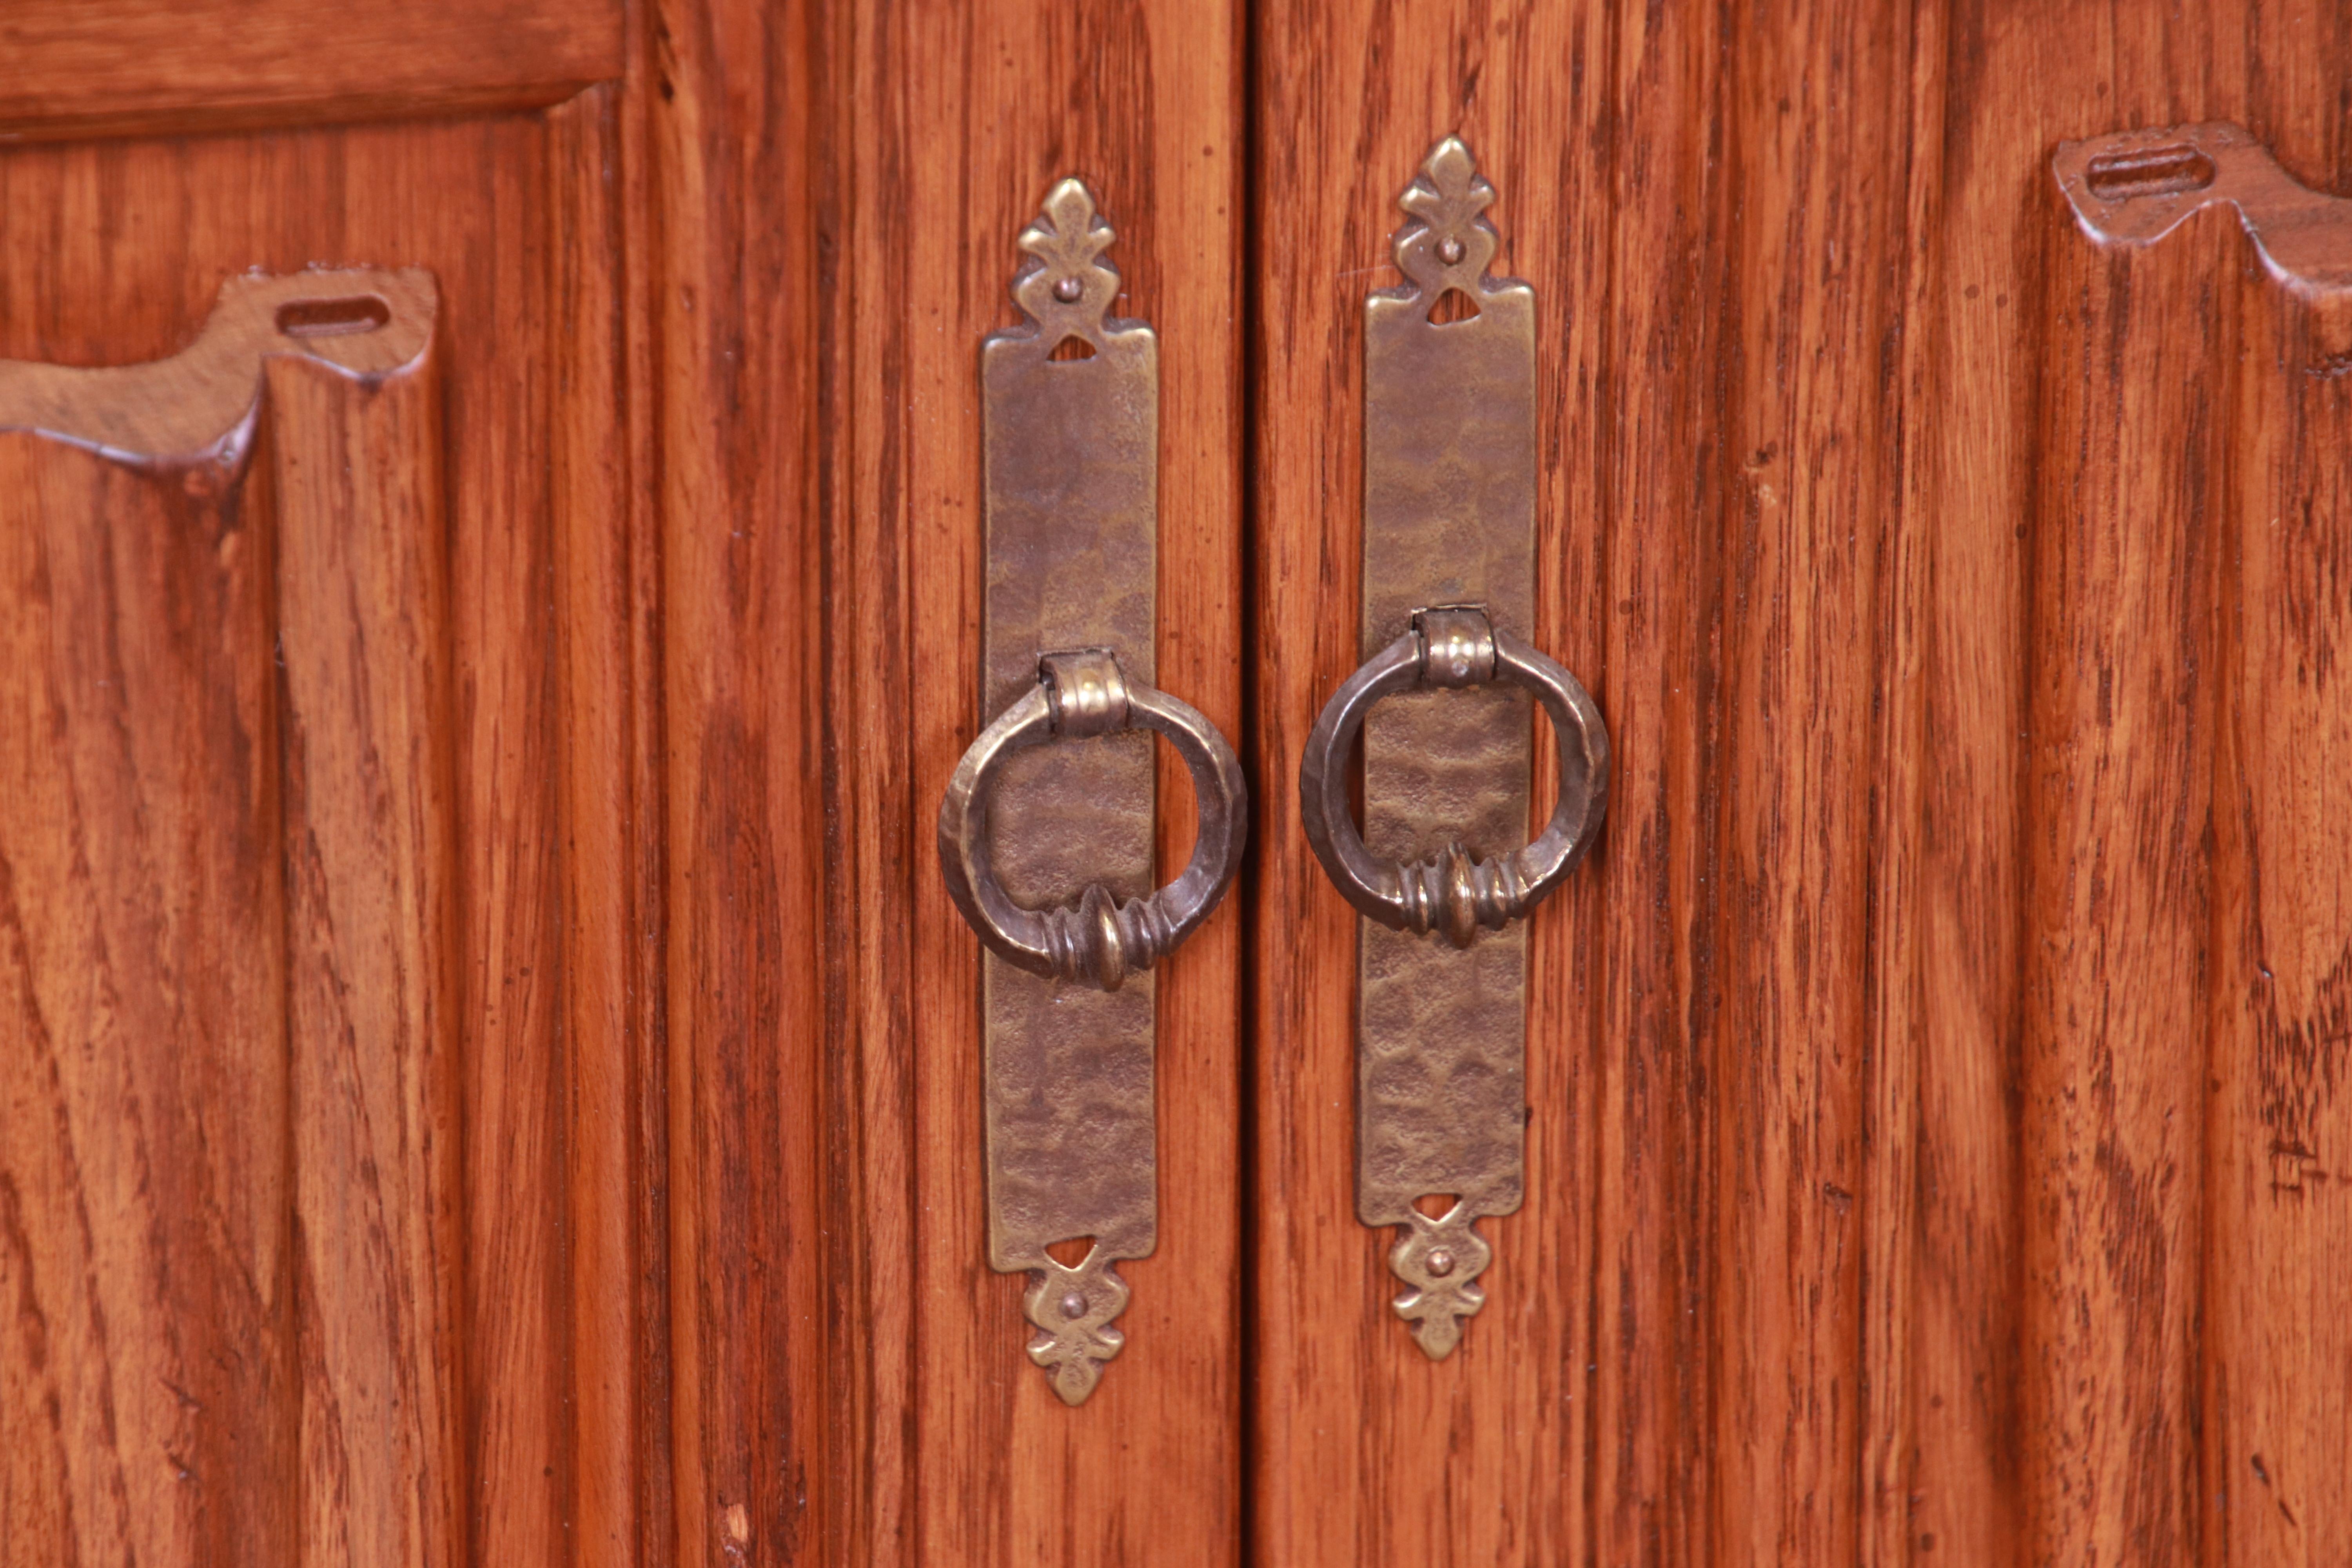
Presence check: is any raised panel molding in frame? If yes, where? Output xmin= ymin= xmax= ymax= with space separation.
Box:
xmin=0 ymin=269 xmax=461 ymax=1568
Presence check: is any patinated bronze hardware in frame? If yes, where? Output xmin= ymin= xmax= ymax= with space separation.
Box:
xmin=936 ymin=177 xmax=1246 ymax=1405
xmin=1300 ymin=137 xmax=1610 ymax=1358
xmin=1300 ymin=605 xmax=1606 ymax=948
xmin=941 ymin=648 xmax=1247 ymax=992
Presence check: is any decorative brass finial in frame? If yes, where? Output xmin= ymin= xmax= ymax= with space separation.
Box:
xmin=1010 ymin=178 xmax=1123 ymax=348
xmin=1392 ymin=137 xmax=1501 ymax=302
xmin=1020 ymin=1243 xmax=1131 ymax=1406
xmin=1389 ymin=1201 xmax=1495 ymax=1358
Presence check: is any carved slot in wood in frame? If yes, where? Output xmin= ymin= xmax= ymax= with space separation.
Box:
xmin=276 ymin=292 xmax=393 ymax=337
xmin=2083 ymin=143 xmax=2217 ymax=201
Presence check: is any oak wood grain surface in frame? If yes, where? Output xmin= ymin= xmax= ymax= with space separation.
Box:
xmin=1249 ymin=7 xmax=1615 ymax=1566
xmin=548 ymin=81 xmax=673 ymax=1568
xmin=1889 ymin=9 xmax=2352 ymax=1565
xmin=645 ymin=5 xmax=833 ymax=1562
xmin=0 ymin=104 xmax=653 ymax=1568
xmin=270 ymin=307 xmax=466 ymax=1568
xmin=2 ymin=397 xmax=293 ymax=1568
xmin=1 ymin=4 xmax=2348 ymax=1565
xmin=1245 ymin=0 xmax=1902 ymax=1559
xmin=0 ymin=0 xmax=622 ymax=141
xmin=664 ymin=0 xmax=1244 ymax=1562
xmin=2026 ymin=205 xmax=2225 ymax=1568
xmin=2205 ymin=275 xmax=2352 ymax=1568
xmin=1249 ymin=3 xmax=2352 ymax=1566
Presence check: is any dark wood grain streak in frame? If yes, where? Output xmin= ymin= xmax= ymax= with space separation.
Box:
xmin=806 ymin=6 xmax=900 ymax=1554
xmin=2026 ymin=205 xmax=2232 ymax=1568
xmin=2200 ymin=20 xmax=2352 ymax=1564
xmin=1586 ymin=6 xmax=1724 ymax=1563
xmin=1864 ymin=4 xmax=1944 ymax=1559
xmin=1711 ymin=4 xmax=1911 ymax=1562
xmin=645 ymin=3 xmax=833 ymax=1559
xmin=1873 ymin=2 xmax=2039 ymax=1557
xmin=2206 ymin=278 xmax=2352 ymax=1568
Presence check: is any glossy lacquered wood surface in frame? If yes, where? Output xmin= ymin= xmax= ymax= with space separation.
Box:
xmin=0 ymin=314 xmax=464 ymax=1568
xmin=1898 ymin=9 xmax=2352 ymax=1564
xmin=1 ymin=388 xmax=297 ymax=1568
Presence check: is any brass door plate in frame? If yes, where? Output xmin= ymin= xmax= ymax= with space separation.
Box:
xmin=1358 ymin=138 xmax=1543 ymax=1358
xmin=977 ymin=179 xmax=1159 ymax=1405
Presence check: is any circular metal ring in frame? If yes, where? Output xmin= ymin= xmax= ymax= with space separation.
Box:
xmin=1299 ymin=614 xmax=1608 ymax=947
xmin=939 ymin=662 xmax=1249 ymax=992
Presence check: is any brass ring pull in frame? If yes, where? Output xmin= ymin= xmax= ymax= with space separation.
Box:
xmin=940 ymin=649 xmax=1249 ymax=992
xmin=1299 ymin=606 xmax=1609 ymax=947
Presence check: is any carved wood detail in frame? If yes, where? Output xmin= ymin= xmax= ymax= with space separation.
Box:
xmin=1 ymin=269 xmax=460 ymax=1568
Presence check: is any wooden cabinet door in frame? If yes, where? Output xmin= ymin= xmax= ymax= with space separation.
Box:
xmin=0 ymin=9 xmax=658 ymax=1567
xmin=5 ymin=4 xmax=2349 ymax=1568
xmin=1240 ymin=8 xmax=2352 ymax=1566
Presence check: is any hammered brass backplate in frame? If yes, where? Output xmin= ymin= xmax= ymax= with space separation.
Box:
xmin=976 ymin=178 xmax=1158 ymax=1406
xmin=1359 ymin=138 xmax=1539 ymax=1358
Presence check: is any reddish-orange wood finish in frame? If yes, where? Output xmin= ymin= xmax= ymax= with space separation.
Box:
xmin=1708 ymin=4 xmax=1910 ymax=1558
xmin=1885 ymin=9 xmax=2352 ymax=1565
xmin=2025 ymin=214 xmax=2227 ymax=1566
xmin=2205 ymin=276 xmax=2352 ymax=1568
xmin=0 ymin=429 xmax=293 ymax=1568
xmin=0 ymin=0 xmax=622 ymax=140
xmin=2 ymin=4 xmax=2349 ymax=1566
xmin=1248 ymin=7 xmax=1617 ymax=1566
xmin=1245 ymin=0 xmax=1909 ymax=1558
xmin=0 ymin=109 xmax=657 ymax=1568
xmin=271 ymin=345 xmax=466 ymax=1568
xmin=548 ymin=82 xmax=672 ymax=1568
xmin=1249 ymin=4 xmax=2352 ymax=1567
xmin=644 ymin=5 xmax=832 ymax=1561
xmin=664 ymin=1 xmax=1247 ymax=1560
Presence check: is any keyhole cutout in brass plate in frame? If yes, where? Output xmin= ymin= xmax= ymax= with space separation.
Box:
xmin=1426 ymin=287 xmax=1482 ymax=325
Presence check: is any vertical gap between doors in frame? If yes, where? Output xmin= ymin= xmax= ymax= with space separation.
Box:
xmin=1235 ymin=0 xmax=1264 ymax=1559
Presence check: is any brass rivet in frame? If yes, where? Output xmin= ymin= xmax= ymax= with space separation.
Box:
xmin=1425 ymin=1249 xmax=1455 ymax=1278
xmin=1053 ymin=275 xmax=1084 ymax=303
